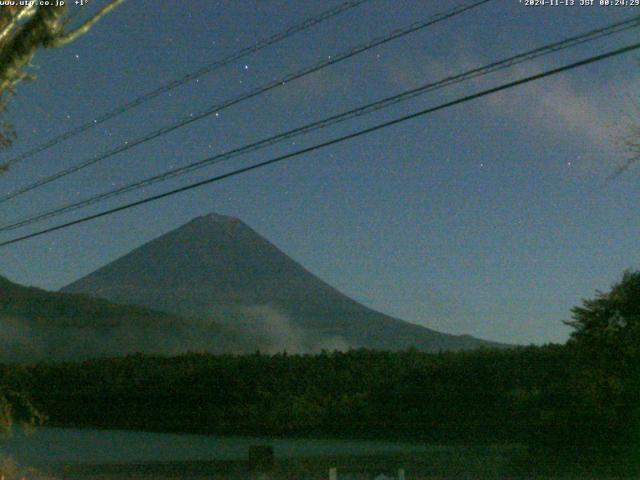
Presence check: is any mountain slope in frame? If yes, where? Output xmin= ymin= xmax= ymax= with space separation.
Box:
xmin=0 ymin=274 xmax=247 ymax=362
xmin=63 ymin=213 xmax=505 ymax=352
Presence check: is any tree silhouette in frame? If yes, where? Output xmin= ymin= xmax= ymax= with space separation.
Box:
xmin=0 ymin=0 xmax=124 ymax=161
xmin=563 ymin=270 xmax=640 ymax=447
xmin=566 ymin=270 xmax=640 ymax=351
xmin=0 ymin=388 xmax=44 ymax=439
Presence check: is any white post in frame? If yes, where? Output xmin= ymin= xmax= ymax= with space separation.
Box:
xmin=398 ymin=469 xmax=405 ymax=480
xmin=329 ymin=467 xmax=337 ymax=480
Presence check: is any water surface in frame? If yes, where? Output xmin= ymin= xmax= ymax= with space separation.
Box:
xmin=1 ymin=427 xmax=429 ymax=466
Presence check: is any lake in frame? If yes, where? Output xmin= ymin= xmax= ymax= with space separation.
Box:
xmin=0 ymin=427 xmax=431 ymax=466
xmin=5 ymin=428 xmax=621 ymax=479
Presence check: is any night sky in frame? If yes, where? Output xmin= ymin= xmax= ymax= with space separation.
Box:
xmin=0 ymin=0 xmax=638 ymax=344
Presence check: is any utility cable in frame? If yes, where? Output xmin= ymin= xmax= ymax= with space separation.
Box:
xmin=0 ymin=0 xmax=492 ymax=203
xmin=0 ymin=0 xmax=372 ymax=170
xmin=1 ymin=16 xmax=637 ymax=233
xmin=1 ymin=40 xmax=637 ymax=248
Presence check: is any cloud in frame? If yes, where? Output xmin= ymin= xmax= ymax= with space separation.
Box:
xmin=463 ymin=53 xmax=637 ymax=173
xmin=489 ymin=68 xmax=625 ymax=149
xmin=243 ymin=305 xmax=306 ymax=354
xmin=241 ymin=305 xmax=351 ymax=354
xmin=377 ymin=43 xmax=638 ymax=174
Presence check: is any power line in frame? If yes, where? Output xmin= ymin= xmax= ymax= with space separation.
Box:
xmin=0 ymin=0 xmax=371 ymax=170
xmin=0 ymin=0 xmax=492 ymax=204
xmin=1 ymin=41 xmax=637 ymax=249
xmin=1 ymin=16 xmax=637 ymax=233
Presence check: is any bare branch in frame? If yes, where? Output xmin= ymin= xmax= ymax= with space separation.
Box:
xmin=50 ymin=0 xmax=126 ymax=48
xmin=605 ymin=123 xmax=640 ymax=182
xmin=0 ymin=5 xmax=37 ymax=46
xmin=0 ymin=6 xmax=66 ymax=96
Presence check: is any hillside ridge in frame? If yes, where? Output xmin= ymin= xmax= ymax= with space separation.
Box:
xmin=62 ymin=214 xmax=507 ymax=352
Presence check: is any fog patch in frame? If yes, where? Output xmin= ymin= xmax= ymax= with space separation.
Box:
xmin=236 ymin=306 xmax=351 ymax=354
xmin=312 ymin=335 xmax=351 ymax=353
xmin=0 ymin=305 xmax=352 ymax=363
xmin=0 ymin=314 xmax=241 ymax=363
xmin=241 ymin=306 xmax=306 ymax=354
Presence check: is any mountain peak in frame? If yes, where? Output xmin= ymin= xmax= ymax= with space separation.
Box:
xmin=62 ymin=216 xmax=506 ymax=352
xmin=199 ymin=212 xmax=240 ymax=224
xmin=185 ymin=213 xmax=243 ymax=233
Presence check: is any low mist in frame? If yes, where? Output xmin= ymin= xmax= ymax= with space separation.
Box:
xmin=0 ymin=305 xmax=351 ymax=363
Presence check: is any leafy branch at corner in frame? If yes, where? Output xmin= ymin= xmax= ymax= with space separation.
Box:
xmin=561 ymin=270 xmax=640 ymax=449
xmin=0 ymin=388 xmax=45 ymax=438
xmin=0 ymin=0 xmax=125 ymax=166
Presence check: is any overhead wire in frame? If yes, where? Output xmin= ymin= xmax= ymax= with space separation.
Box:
xmin=0 ymin=0 xmax=372 ymax=170
xmin=1 ymin=40 xmax=638 ymax=248
xmin=0 ymin=0 xmax=492 ymax=204
xmin=1 ymin=15 xmax=638 ymax=233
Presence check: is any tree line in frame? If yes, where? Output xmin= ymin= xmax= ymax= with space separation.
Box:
xmin=0 ymin=271 xmax=638 ymax=458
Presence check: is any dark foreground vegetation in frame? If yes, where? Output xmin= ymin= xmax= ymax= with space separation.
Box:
xmin=1 ymin=344 xmax=638 ymax=477
xmin=0 ymin=344 xmax=635 ymax=448
xmin=1 ymin=271 xmax=639 ymax=476
xmin=3 ymin=345 xmax=573 ymax=440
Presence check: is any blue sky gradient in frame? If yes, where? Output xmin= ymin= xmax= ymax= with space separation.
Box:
xmin=0 ymin=0 xmax=638 ymax=344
